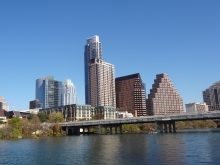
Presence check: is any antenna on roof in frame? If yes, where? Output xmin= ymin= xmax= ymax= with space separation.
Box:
xmin=12 ymin=103 xmax=16 ymax=111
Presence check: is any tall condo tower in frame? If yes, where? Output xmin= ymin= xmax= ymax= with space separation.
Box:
xmin=115 ymin=73 xmax=147 ymax=116
xmin=84 ymin=35 xmax=102 ymax=104
xmin=146 ymin=73 xmax=184 ymax=115
xmin=62 ymin=79 xmax=78 ymax=105
xmin=84 ymin=35 xmax=115 ymax=107
xmin=203 ymin=81 xmax=220 ymax=105
xmin=36 ymin=76 xmax=62 ymax=108
xmin=90 ymin=58 xmax=115 ymax=107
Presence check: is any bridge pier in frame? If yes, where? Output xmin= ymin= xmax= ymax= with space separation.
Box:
xmin=164 ymin=123 xmax=168 ymax=133
xmin=169 ymin=122 xmax=172 ymax=133
xmin=98 ymin=124 xmax=122 ymax=135
xmin=159 ymin=123 xmax=163 ymax=133
xmin=154 ymin=122 xmax=158 ymax=132
xmin=172 ymin=121 xmax=176 ymax=133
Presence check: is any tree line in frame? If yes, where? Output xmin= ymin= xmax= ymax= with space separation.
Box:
xmin=0 ymin=112 xmax=65 ymax=139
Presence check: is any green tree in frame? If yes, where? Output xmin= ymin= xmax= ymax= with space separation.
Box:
xmin=37 ymin=112 xmax=49 ymax=122
xmin=8 ymin=117 xmax=23 ymax=138
xmin=27 ymin=114 xmax=35 ymax=121
xmin=48 ymin=112 xmax=64 ymax=123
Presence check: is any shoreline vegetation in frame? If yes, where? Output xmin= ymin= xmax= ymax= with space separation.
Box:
xmin=0 ymin=112 xmax=66 ymax=139
xmin=0 ymin=113 xmax=219 ymax=139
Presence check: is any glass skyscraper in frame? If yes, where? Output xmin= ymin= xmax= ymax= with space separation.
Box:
xmin=84 ymin=35 xmax=102 ymax=104
xmin=36 ymin=76 xmax=62 ymax=108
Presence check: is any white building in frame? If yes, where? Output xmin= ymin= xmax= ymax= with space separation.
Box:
xmin=185 ymin=102 xmax=208 ymax=113
xmin=0 ymin=95 xmax=9 ymax=111
xmin=90 ymin=58 xmax=116 ymax=107
xmin=116 ymin=111 xmax=133 ymax=118
xmin=62 ymin=79 xmax=78 ymax=105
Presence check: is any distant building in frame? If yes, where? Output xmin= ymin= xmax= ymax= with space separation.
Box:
xmin=116 ymin=111 xmax=134 ymax=118
xmin=29 ymin=99 xmax=42 ymax=109
xmin=62 ymin=79 xmax=78 ymax=105
xmin=0 ymin=95 xmax=9 ymax=111
xmin=36 ymin=76 xmax=62 ymax=108
xmin=146 ymin=73 xmax=184 ymax=115
xmin=84 ymin=35 xmax=116 ymax=107
xmin=203 ymin=81 xmax=220 ymax=106
xmin=39 ymin=104 xmax=116 ymax=121
xmin=185 ymin=102 xmax=208 ymax=113
xmin=115 ymin=73 xmax=147 ymax=116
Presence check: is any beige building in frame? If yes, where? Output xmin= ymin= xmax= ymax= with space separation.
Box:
xmin=146 ymin=73 xmax=184 ymax=115
xmin=0 ymin=95 xmax=9 ymax=111
xmin=185 ymin=102 xmax=208 ymax=113
xmin=90 ymin=58 xmax=116 ymax=107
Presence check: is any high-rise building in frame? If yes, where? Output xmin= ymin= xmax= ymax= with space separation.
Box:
xmin=115 ymin=73 xmax=147 ymax=116
xmin=84 ymin=35 xmax=116 ymax=107
xmin=84 ymin=35 xmax=102 ymax=104
xmin=0 ymin=95 xmax=9 ymax=111
xmin=203 ymin=81 xmax=220 ymax=106
xmin=62 ymin=79 xmax=78 ymax=105
xmin=146 ymin=73 xmax=184 ymax=115
xmin=36 ymin=76 xmax=62 ymax=108
xmin=90 ymin=58 xmax=115 ymax=107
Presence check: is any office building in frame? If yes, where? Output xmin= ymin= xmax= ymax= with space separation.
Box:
xmin=84 ymin=35 xmax=116 ymax=107
xmin=203 ymin=81 xmax=220 ymax=106
xmin=36 ymin=76 xmax=62 ymax=109
xmin=39 ymin=104 xmax=116 ymax=121
xmin=185 ymin=102 xmax=208 ymax=113
xmin=146 ymin=73 xmax=184 ymax=115
xmin=115 ymin=73 xmax=147 ymax=116
xmin=62 ymin=79 xmax=78 ymax=105
xmin=90 ymin=58 xmax=115 ymax=107
xmin=29 ymin=99 xmax=42 ymax=109
xmin=0 ymin=95 xmax=9 ymax=111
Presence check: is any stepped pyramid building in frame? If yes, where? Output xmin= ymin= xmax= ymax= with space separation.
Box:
xmin=146 ymin=73 xmax=184 ymax=115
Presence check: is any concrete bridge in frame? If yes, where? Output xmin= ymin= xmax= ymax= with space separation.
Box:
xmin=59 ymin=110 xmax=220 ymax=135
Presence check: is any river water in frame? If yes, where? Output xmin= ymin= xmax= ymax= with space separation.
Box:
xmin=1 ymin=129 xmax=220 ymax=165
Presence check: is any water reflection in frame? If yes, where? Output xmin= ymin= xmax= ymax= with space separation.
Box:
xmin=0 ymin=131 xmax=220 ymax=165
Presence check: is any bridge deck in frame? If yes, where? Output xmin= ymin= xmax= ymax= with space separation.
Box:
xmin=60 ymin=111 xmax=220 ymax=127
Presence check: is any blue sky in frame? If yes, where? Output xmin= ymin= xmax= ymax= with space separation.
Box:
xmin=0 ymin=0 xmax=220 ymax=111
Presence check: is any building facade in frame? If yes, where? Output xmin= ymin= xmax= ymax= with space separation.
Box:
xmin=84 ymin=35 xmax=116 ymax=107
xmin=36 ymin=76 xmax=62 ymax=109
xmin=185 ymin=102 xmax=208 ymax=113
xmin=84 ymin=35 xmax=102 ymax=104
xmin=0 ymin=95 xmax=9 ymax=111
xmin=62 ymin=79 xmax=78 ymax=105
xmin=90 ymin=58 xmax=115 ymax=107
xmin=39 ymin=104 xmax=116 ymax=121
xmin=115 ymin=73 xmax=147 ymax=116
xmin=203 ymin=81 xmax=220 ymax=106
xmin=29 ymin=99 xmax=42 ymax=109
xmin=146 ymin=73 xmax=184 ymax=115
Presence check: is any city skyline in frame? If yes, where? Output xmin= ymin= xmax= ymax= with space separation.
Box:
xmin=0 ymin=1 xmax=220 ymax=110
